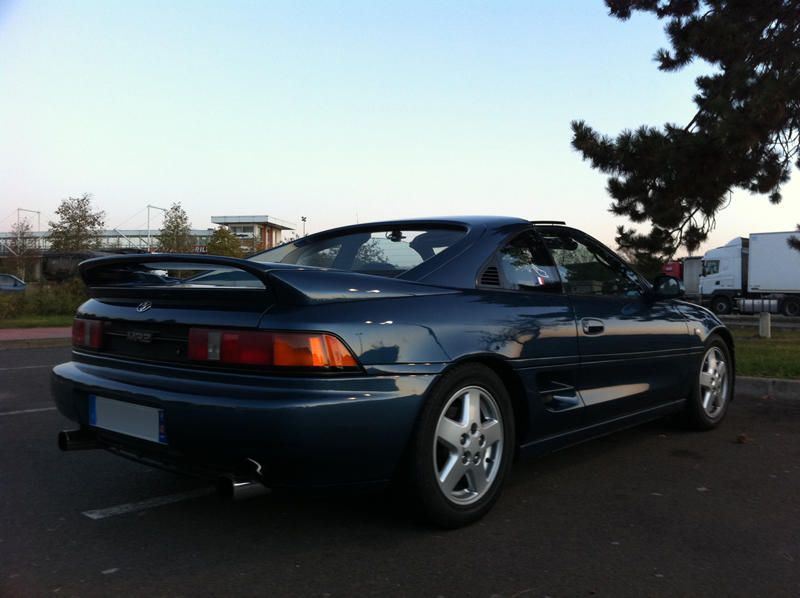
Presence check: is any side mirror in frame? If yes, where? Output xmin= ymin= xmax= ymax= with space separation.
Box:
xmin=651 ymin=274 xmax=684 ymax=301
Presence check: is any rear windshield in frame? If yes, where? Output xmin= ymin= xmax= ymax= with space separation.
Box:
xmin=250 ymin=227 xmax=466 ymax=277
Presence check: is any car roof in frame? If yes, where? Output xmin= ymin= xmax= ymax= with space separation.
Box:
xmin=257 ymin=216 xmax=566 ymax=288
xmin=302 ymin=215 xmax=530 ymax=238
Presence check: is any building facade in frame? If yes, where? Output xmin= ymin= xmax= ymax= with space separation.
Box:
xmin=210 ymin=215 xmax=295 ymax=252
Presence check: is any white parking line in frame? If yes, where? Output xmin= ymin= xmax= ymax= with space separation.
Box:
xmin=0 ymin=364 xmax=55 ymax=372
xmin=82 ymin=488 xmax=215 ymax=520
xmin=0 ymin=407 xmax=57 ymax=417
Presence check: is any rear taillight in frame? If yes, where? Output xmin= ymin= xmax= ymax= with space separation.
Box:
xmin=188 ymin=328 xmax=359 ymax=369
xmin=72 ymin=318 xmax=104 ymax=349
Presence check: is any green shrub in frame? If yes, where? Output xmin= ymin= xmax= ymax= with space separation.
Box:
xmin=0 ymin=279 xmax=87 ymax=320
xmin=0 ymin=294 xmax=23 ymax=319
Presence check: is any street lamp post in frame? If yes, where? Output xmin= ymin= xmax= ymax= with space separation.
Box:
xmin=301 ymin=216 xmax=307 ymax=236
xmin=146 ymin=204 xmax=167 ymax=252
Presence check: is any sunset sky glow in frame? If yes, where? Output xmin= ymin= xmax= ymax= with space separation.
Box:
xmin=1 ymin=0 xmax=797 ymax=253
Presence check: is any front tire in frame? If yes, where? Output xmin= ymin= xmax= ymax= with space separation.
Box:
xmin=684 ymin=335 xmax=733 ymax=429
xmin=711 ymin=295 xmax=732 ymax=315
xmin=411 ymin=364 xmax=515 ymax=528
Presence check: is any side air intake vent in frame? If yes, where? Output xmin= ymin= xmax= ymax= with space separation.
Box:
xmin=479 ymin=266 xmax=501 ymax=287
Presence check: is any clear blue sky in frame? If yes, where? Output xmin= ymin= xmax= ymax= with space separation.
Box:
xmin=1 ymin=0 xmax=797 ymax=252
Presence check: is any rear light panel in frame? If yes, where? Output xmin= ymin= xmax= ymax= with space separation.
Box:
xmin=72 ymin=318 xmax=104 ymax=349
xmin=188 ymin=328 xmax=359 ymax=370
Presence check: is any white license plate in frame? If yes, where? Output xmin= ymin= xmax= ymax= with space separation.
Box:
xmin=89 ymin=395 xmax=167 ymax=444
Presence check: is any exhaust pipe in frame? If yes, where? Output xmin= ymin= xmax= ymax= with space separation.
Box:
xmin=217 ymin=457 xmax=270 ymax=500
xmin=217 ymin=477 xmax=271 ymax=501
xmin=58 ymin=428 xmax=99 ymax=451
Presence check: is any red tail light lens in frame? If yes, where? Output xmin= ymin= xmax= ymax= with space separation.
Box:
xmin=72 ymin=318 xmax=104 ymax=349
xmin=188 ymin=329 xmax=358 ymax=369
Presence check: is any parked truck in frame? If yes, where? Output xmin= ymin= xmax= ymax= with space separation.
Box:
xmin=699 ymin=231 xmax=800 ymax=316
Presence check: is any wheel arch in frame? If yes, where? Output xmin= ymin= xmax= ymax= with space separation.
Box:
xmin=387 ymin=353 xmax=528 ymax=488
xmin=440 ymin=354 xmax=530 ymax=448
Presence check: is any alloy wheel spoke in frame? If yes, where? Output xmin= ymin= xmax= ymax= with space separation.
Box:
xmin=467 ymin=467 xmax=488 ymax=495
xmin=482 ymin=419 xmax=502 ymax=447
xmin=699 ymin=371 xmax=713 ymax=389
xmin=439 ymin=455 xmax=466 ymax=493
xmin=702 ymin=391 xmax=713 ymax=411
xmin=436 ymin=417 xmax=464 ymax=451
xmin=463 ymin=390 xmax=482 ymax=427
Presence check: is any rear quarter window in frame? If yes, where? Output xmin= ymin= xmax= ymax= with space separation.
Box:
xmin=251 ymin=227 xmax=466 ymax=277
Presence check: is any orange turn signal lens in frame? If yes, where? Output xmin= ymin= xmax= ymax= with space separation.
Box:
xmin=272 ymin=332 xmax=358 ymax=368
xmin=188 ymin=328 xmax=359 ymax=370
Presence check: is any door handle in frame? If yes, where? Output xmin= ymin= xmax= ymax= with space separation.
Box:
xmin=581 ymin=318 xmax=605 ymax=335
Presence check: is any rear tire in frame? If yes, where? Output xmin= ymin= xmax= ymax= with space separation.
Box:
xmin=411 ymin=363 xmax=515 ymax=529
xmin=711 ymin=295 xmax=732 ymax=315
xmin=782 ymin=297 xmax=800 ymax=317
xmin=684 ymin=335 xmax=733 ymax=430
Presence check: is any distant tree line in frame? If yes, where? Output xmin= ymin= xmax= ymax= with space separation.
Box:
xmin=23 ymin=194 xmax=247 ymax=258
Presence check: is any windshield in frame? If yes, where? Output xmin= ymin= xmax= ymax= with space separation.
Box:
xmin=250 ymin=226 xmax=466 ymax=278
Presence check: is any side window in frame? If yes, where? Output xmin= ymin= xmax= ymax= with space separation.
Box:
xmin=295 ymin=244 xmax=342 ymax=268
xmin=352 ymin=236 xmax=422 ymax=273
xmin=541 ymin=230 xmax=642 ymax=297
xmin=702 ymin=260 xmax=719 ymax=275
xmin=497 ymin=232 xmax=561 ymax=292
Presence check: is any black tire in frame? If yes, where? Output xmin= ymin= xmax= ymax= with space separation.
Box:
xmin=782 ymin=297 xmax=800 ymax=317
xmin=411 ymin=363 xmax=515 ymax=529
xmin=711 ymin=295 xmax=732 ymax=315
xmin=684 ymin=334 xmax=733 ymax=430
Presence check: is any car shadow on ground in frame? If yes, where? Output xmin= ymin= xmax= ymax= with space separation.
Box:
xmin=78 ymin=395 xmax=800 ymax=541
xmin=94 ymin=415 xmax=687 ymax=534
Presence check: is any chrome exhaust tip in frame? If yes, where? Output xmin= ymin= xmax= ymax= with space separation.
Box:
xmin=217 ymin=477 xmax=271 ymax=501
xmin=58 ymin=428 xmax=99 ymax=451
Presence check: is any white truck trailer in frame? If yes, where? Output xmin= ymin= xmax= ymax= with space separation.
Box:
xmin=699 ymin=231 xmax=800 ymax=316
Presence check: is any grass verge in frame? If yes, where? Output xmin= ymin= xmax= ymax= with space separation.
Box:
xmin=0 ymin=315 xmax=74 ymax=329
xmin=730 ymin=327 xmax=800 ymax=379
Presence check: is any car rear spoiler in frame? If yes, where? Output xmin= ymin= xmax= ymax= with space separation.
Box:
xmin=78 ymin=254 xmax=275 ymax=288
xmin=78 ymin=254 xmax=456 ymax=304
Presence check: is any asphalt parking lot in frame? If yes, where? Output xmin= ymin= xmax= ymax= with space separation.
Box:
xmin=2 ymin=346 xmax=799 ymax=597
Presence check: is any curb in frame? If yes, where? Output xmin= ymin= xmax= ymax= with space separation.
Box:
xmin=736 ymin=376 xmax=800 ymax=401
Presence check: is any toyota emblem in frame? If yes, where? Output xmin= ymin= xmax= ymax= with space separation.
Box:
xmin=136 ymin=301 xmax=153 ymax=313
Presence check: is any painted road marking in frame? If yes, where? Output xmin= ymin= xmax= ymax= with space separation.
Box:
xmin=0 ymin=407 xmax=57 ymax=417
xmin=82 ymin=488 xmax=215 ymax=520
xmin=0 ymin=365 xmax=56 ymax=372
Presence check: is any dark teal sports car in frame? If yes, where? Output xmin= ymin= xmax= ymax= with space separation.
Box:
xmin=52 ymin=217 xmax=734 ymax=527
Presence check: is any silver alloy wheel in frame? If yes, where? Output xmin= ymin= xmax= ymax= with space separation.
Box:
xmin=699 ymin=346 xmax=729 ymax=418
xmin=433 ymin=385 xmax=504 ymax=506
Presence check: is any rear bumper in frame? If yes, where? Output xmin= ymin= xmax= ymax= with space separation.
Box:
xmin=51 ymin=359 xmax=435 ymax=487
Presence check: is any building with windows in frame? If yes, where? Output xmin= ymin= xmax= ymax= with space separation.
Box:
xmin=210 ymin=215 xmax=295 ymax=252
